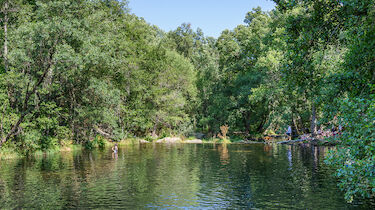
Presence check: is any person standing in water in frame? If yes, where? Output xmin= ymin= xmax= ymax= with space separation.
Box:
xmin=286 ymin=125 xmax=292 ymax=140
xmin=112 ymin=143 xmax=118 ymax=153
xmin=112 ymin=143 xmax=118 ymax=159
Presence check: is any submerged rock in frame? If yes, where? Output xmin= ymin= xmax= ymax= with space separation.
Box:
xmin=155 ymin=137 xmax=182 ymax=143
xmin=184 ymin=139 xmax=203 ymax=143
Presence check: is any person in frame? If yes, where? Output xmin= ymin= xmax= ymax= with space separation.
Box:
xmin=331 ymin=126 xmax=337 ymax=136
xmin=286 ymin=125 xmax=292 ymax=140
xmin=317 ymin=128 xmax=322 ymax=138
xmin=112 ymin=143 xmax=118 ymax=153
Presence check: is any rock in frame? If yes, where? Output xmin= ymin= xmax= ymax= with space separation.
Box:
xmin=237 ymin=140 xmax=263 ymax=144
xmin=139 ymin=139 xmax=150 ymax=143
xmin=184 ymin=139 xmax=203 ymax=143
xmin=193 ymin=133 xmax=205 ymax=139
xmin=155 ymin=137 xmax=182 ymax=143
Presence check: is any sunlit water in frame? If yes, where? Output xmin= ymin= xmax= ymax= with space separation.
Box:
xmin=0 ymin=143 xmax=373 ymax=209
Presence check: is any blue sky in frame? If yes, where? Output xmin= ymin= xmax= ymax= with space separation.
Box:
xmin=128 ymin=0 xmax=276 ymax=38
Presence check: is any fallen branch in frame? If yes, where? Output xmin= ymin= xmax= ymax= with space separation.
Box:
xmin=94 ymin=126 xmax=114 ymax=140
xmin=277 ymin=139 xmax=306 ymax=144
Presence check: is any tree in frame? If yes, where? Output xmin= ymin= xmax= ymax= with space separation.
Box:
xmin=324 ymin=0 xmax=375 ymax=202
xmin=276 ymin=0 xmax=344 ymax=135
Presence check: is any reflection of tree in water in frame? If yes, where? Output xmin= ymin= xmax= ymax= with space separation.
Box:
xmin=263 ymin=144 xmax=272 ymax=155
xmin=218 ymin=144 xmax=229 ymax=165
xmin=11 ymin=159 xmax=27 ymax=208
xmin=112 ymin=151 xmax=118 ymax=160
xmin=287 ymin=145 xmax=292 ymax=169
xmin=0 ymin=144 xmax=371 ymax=209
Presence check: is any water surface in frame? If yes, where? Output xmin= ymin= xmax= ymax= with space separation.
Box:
xmin=0 ymin=143 xmax=373 ymax=209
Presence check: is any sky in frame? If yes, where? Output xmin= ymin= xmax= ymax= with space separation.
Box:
xmin=128 ymin=0 xmax=276 ymax=38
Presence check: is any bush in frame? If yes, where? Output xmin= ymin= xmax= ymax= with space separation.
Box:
xmin=93 ymin=135 xmax=107 ymax=149
xmin=0 ymin=142 xmax=21 ymax=160
xmin=86 ymin=135 xmax=107 ymax=149
xmin=145 ymin=135 xmax=155 ymax=142
xmin=325 ymin=97 xmax=375 ymax=202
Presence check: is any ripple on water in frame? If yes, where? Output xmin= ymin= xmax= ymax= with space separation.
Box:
xmin=0 ymin=144 xmax=373 ymax=209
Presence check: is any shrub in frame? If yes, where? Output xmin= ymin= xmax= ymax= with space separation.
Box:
xmin=218 ymin=125 xmax=229 ymax=140
xmin=325 ymin=97 xmax=375 ymax=202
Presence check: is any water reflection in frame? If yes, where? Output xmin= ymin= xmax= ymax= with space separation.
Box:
xmin=287 ymin=145 xmax=292 ymax=170
xmin=263 ymin=143 xmax=272 ymax=154
xmin=0 ymin=144 xmax=373 ymax=209
xmin=112 ymin=151 xmax=118 ymax=160
xmin=218 ymin=144 xmax=229 ymax=165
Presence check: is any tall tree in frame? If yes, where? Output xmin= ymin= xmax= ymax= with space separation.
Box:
xmin=277 ymin=0 xmax=344 ymax=135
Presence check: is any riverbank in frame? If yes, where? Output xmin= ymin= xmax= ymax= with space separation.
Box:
xmin=106 ymin=136 xmax=231 ymax=146
xmin=0 ymin=136 xmax=234 ymax=160
xmin=0 ymin=135 xmax=340 ymax=160
xmin=276 ymin=137 xmax=341 ymax=146
xmin=0 ymin=144 xmax=85 ymax=160
xmin=0 ymin=147 xmax=21 ymax=160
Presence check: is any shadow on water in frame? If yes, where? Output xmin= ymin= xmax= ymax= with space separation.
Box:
xmin=0 ymin=143 xmax=373 ymax=209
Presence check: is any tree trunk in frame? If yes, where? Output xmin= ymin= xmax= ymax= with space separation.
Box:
xmin=3 ymin=1 xmax=8 ymax=72
xmin=243 ymin=112 xmax=251 ymax=134
xmin=256 ymin=117 xmax=266 ymax=133
xmin=291 ymin=108 xmax=301 ymax=135
xmin=311 ymin=104 xmax=317 ymax=137
xmin=152 ymin=117 xmax=158 ymax=137
xmin=292 ymin=116 xmax=300 ymax=135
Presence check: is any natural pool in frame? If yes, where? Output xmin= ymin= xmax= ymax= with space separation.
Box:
xmin=0 ymin=143 xmax=373 ymax=209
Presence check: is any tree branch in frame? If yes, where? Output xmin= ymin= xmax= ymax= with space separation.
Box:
xmin=0 ymin=52 xmax=55 ymax=147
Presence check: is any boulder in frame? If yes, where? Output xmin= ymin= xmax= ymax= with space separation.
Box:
xmin=139 ymin=139 xmax=150 ymax=143
xmin=184 ymin=139 xmax=203 ymax=143
xmin=155 ymin=137 xmax=182 ymax=143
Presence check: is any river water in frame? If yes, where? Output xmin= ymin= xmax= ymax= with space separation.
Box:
xmin=0 ymin=143 xmax=373 ymax=209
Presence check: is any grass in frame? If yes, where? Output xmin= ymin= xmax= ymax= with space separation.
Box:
xmin=0 ymin=135 xmax=241 ymax=161
xmin=0 ymin=147 xmax=21 ymax=160
xmin=33 ymin=147 xmax=61 ymax=157
xmin=0 ymin=142 xmax=86 ymax=160
xmin=61 ymin=144 xmax=83 ymax=152
xmin=107 ymin=138 xmax=145 ymax=146
xmin=199 ymin=137 xmax=232 ymax=144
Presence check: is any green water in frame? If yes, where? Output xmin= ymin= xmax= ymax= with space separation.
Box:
xmin=0 ymin=143 xmax=373 ymax=209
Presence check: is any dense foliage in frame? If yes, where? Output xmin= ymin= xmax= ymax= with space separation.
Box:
xmin=0 ymin=0 xmax=197 ymax=151
xmin=0 ymin=0 xmax=373 ymax=202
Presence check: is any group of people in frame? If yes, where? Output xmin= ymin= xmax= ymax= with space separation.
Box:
xmin=317 ymin=126 xmax=342 ymax=138
xmin=286 ymin=124 xmax=343 ymax=141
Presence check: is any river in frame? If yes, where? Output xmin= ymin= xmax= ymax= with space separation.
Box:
xmin=0 ymin=143 xmax=373 ymax=209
